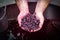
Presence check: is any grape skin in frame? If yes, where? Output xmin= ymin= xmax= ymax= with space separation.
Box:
xmin=21 ymin=13 xmax=40 ymax=32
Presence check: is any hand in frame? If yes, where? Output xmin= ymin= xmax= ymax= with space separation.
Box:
xmin=17 ymin=12 xmax=29 ymax=30
xmin=32 ymin=12 xmax=44 ymax=32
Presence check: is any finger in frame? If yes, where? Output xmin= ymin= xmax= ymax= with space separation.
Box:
xmin=17 ymin=13 xmax=26 ymax=26
xmin=17 ymin=14 xmax=22 ymax=26
xmin=33 ymin=22 xmax=44 ymax=32
xmin=39 ymin=17 xmax=44 ymax=29
xmin=17 ymin=17 xmax=21 ymax=26
xmin=33 ymin=18 xmax=44 ymax=32
xmin=21 ymin=27 xmax=25 ymax=30
xmin=34 ymin=27 xmax=41 ymax=32
xmin=31 ymin=30 xmax=34 ymax=32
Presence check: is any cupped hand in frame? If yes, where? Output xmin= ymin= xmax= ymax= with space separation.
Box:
xmin=17 ymin=12 xmax=44 ymax=32
xmin=31 ymin=12 xmax=44 ymax=32
xmin=17 ymin=12 xmax=29 ymax=30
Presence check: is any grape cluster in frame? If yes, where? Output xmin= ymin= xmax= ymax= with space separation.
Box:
xmin=21 ymin=13 xmax=40 ymax=32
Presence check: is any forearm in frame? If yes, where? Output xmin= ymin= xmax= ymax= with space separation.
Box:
xmin=15 ymin=0 xmax=29 ymax=13
xmin=35 ymin=0 xmax=51 ymax=13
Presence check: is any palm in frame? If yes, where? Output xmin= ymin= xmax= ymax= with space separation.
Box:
xmin=17 ymin=12 xmax=44 ymax=32
xmin=17 ymin=12 xmax=29 ymax=29
xmin=33 ymin=13 xmax=44 ymax=32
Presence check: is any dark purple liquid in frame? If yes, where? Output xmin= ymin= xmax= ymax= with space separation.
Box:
xmin=21 ymin=13 xmax=40 ymax=32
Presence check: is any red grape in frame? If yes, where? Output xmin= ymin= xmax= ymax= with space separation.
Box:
xmin=21 ymin=13 xmax=40 ymax=32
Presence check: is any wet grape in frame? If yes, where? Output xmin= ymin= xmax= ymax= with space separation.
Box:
xmin=21 ymin=13 xmax=40 ymax=32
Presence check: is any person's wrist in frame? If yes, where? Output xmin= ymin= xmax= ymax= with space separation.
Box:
xmin=20 ymin=9 xmax=29 ymax=14
xmin=35 ymin=10 xmax=43 ymax=14
xmin=20 ymin=11 xmax=29 ymax=14
xmin=35 ymin=11 xmax=43 ymax=17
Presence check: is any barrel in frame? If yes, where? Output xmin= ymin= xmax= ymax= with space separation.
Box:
xmin=0 ymin=6 xmax=8 ymax=33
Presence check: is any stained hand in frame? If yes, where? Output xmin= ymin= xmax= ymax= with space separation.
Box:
xmin=17 ymin=12 xmax=29 ymax=30
xmin=32 ymin=12 xmax=44 ymax=32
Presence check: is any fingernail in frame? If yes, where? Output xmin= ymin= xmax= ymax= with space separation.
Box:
xmin=31 ymin=30 xmax=33 ymax=32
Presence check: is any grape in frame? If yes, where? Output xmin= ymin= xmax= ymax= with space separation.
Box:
xmin=21 ymin=13 xmax=40 ymax=32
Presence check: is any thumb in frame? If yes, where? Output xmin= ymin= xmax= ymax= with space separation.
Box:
xmin=17 ymin=16 xmax=21 ymax=27
xmin=39 ymin=16 xmax=44 ymax=29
